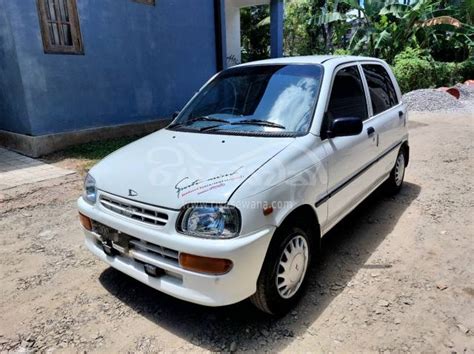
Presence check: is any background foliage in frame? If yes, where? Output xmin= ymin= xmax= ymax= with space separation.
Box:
xmin=240 ymin=0 xmax=474 ymax=92
xmin=241 ymin=6 xmax=271 ymax=63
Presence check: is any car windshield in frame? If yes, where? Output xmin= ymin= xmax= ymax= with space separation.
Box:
xmin=169 ymin=64 xmax=323 ymax=136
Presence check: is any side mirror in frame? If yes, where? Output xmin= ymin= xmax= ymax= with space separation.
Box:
xmin=327 ymin=117 xmax=363 ymax=138
xmin=172 ymin=111 xmax=180 ymax=119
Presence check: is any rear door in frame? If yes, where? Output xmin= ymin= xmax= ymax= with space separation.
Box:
xmin=360 ymin=63 xmax=405 ymax=178
xmin=322 ymin=64 xmax=378 ymax=231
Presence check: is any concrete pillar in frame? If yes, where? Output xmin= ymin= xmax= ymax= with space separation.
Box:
xmin=225 ymin=1 xmax=242 ymax=66
xmin=270 ymin=0 xmax=283 ymax=58
xmin=224 ymin=0 xmax=282 ymax=64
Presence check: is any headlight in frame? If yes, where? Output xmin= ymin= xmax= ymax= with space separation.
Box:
xmin=178 ymin=205 xmax=241 ymax=239
xmin=83 ymin=173 xmax=97 ymax=204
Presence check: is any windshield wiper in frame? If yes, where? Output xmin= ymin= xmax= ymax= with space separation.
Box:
xmin=167 ymin=122 xmax=203 ymax=131
xmin=170 ymin=117 xmax=286 ymax=132
xmin=231 ymin=119 xmax=286 ymax=130
xmin=167 ymin=122 xmax=184 ymax=129
xmin=168 ymin=116 xmax=231 ymax=131
xmin=187 ymin=116 xmax=233 ymax=132
xmin=186 ymin=116 xmax=231 ymax=125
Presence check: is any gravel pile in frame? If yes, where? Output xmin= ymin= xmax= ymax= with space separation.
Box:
xmin=402 ymin=89 xmax=465 ymax=112
xmin=403 ymin=84 xmax=474 ymax=113
xmin=455 ymin=83 xmax=474 ymax=100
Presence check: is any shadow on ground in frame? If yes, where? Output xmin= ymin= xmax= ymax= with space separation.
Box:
xmin=99 ymin=182 xmax=421 ymax=351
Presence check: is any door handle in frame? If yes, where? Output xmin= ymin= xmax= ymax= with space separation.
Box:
xmin=399 ymin=111 xmax=404 ymax=118
xmin=367 ymin=127 xmax=375 ymax=136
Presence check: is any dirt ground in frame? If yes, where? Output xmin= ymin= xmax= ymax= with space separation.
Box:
xmin=0 ymin=111 xmax=473 ymax=353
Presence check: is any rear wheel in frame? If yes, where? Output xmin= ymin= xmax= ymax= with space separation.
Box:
xmin=250 ymin=225 xmax=312 ymax=316
xmin=385 ymin=148 xmax=406 ymax=195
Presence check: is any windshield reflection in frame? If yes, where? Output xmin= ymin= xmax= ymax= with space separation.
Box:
xmin=169 ymin=64 xmax=323 ymax=136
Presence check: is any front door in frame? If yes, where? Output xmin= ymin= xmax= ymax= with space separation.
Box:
xmin=322 ymin=64 xmax=377 ymax=230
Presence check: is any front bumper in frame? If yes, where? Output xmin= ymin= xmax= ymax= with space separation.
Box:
xmin=78 ymin=196 xmax=274 ymax=307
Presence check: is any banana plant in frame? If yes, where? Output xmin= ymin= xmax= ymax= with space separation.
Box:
xmin=339 ymin=0 xmax=470 ymax=62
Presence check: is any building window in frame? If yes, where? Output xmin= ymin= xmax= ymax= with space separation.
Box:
xmin=36 ymin=0 xmax=84 ymax=55
xmin=133 ymin=0 xmax=155 ymax=5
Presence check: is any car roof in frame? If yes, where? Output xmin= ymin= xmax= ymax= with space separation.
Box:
xmin=235 ymin=55 xmax=385 ymax=68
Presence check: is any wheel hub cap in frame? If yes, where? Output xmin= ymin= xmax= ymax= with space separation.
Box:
xmin=395 ymin=153 xmax=405 ymax=186
xmin=289 ymin=254 xmax=305 ymax=282
xmin=276 ymin=235 xmax=309 ymax=299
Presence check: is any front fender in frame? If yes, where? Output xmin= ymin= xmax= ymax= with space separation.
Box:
xmin=229 ymin=134 xmax=329 ymax=235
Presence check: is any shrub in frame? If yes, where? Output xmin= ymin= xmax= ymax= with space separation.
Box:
xmin=393 ymin=48 xmax=434 ymax=92
xmin=333 ymin=48 xmax=352 ymax=56
xmin=433 ymin=62 xmax=462 ymax=88
xmin=392 ymin=47 xmax=473 ymax=92
xmin=458 ymin=60 xmax=474 ymax=82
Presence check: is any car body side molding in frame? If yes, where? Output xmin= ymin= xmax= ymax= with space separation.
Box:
xmin=315 ymin=140 xmax=404 ymax=208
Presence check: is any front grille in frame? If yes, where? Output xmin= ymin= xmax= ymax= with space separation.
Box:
xmin=99 ymin=194 xmax=168 ymax=227
xmin=129 ymin=239 xmax=179 ymax=263
xmin=91 ymin=221 xmax=179 ymax=266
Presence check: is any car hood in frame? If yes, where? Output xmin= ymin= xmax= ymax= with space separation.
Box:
xmin=90 ymin=129 xmax=294 ymax=210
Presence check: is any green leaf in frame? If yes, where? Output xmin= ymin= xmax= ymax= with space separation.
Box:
xmin=375 ymin=29 xmax=392 ymax=49
xmin=257 ymin=16 xmax=270 ymax=27
xmin=340 ymin=0 xmax=363 ymax=11
xmin=380 ymin=4 xmax=409 ymax=18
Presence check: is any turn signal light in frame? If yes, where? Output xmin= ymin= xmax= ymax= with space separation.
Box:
xmin=179 ymin=253 xmax=233 ymax=275
xmin=79 ymin=212 xmax=92 ymax=231
xmin=263 ymin=205 xmax=274 ymax=216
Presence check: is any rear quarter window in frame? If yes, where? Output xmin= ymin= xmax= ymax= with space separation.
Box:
xmin=362 ymin=64 xmax=399 ymax=115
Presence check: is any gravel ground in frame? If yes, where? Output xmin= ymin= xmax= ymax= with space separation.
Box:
xmin=456 ymin=83 xmax=474 ymax=100
xmin=1 ymin=111 xmax=473 ymax=352
xmin=403 ymin=84 xmax=474 ymax=113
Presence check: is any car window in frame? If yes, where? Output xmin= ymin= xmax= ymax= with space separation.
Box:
xmin=327 ymin=66 xmax=368 ymax=123
xmin=362 ymin=64 xmax=399 ymax=115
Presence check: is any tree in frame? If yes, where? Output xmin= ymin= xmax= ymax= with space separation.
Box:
xmin=241 ymin=6 xmax=270 ymax=63
xmin=241 ymin=0 xmax=473 ymax=64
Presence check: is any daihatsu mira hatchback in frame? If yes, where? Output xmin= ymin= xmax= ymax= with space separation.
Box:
xmin=78 ymin=56 xmax=409 ymax=315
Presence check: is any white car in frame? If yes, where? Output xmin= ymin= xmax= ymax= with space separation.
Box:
xmin=78 ymin=56 xmax=409 ymax=315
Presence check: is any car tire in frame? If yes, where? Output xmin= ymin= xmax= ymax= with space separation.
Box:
xmin=250 ymin=224 xmax=312 ymax=316
xmin=385 ymin=147 xmax=406 ymax=195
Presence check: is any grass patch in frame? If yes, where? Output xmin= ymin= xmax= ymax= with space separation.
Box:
xmin=61 ymin=137 xmax=138 ymax=160
xmin=46 ymin=136 xmax=140 ymax=172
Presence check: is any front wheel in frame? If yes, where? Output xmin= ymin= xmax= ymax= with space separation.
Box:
xmin=385 ymin=148 xmax=406 ymax=195
xmin=250 ymin=225 xmax=312 ymax=316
